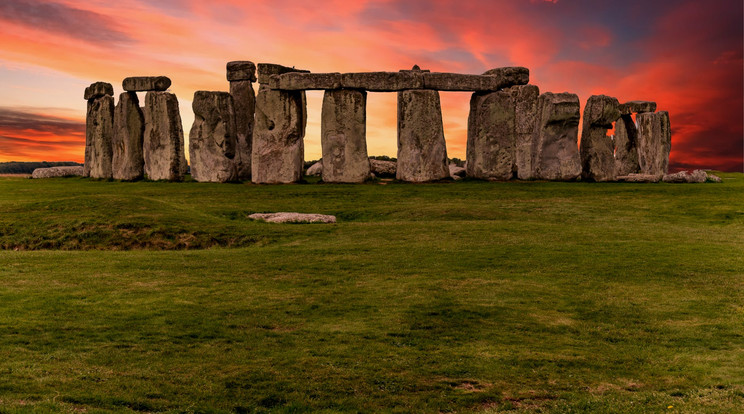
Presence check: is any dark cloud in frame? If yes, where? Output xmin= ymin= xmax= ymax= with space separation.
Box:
xmin=0 ymin=0 xmax=132 ymax=45
xmin=0 ymin=107 xmax=84 ymax=136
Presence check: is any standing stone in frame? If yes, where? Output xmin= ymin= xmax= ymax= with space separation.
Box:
xmin=228 ymin=61 xmax=257 ymax=180
xmin=252 ymin=84 xmax=305 ymax=183
xmin=614 ymin=114 xmax=640 ymax=176
xmin=84 ymin=83 xmax=114 ymax=179
xmin=189 ymin=91 xmax=238 ymax=182
xmin=466 ymin=90 xmax=515 ymax=180
xmin=513 ymin=85 xmax=540 ymax=180
xmin=112 ymin=92 xmax=144 ymax=180
xmin=637 ymin=111 xmax=672 ymax=176
xmin=397 ymin=89 xmax=449 ymax=182
xmin=531 ymin=92 xmax=582 ymax=181
xmin=321 ymin=89 xmax=370 ymax=183
xmin=580 ymin=95 xmax=621 ymax=182
xmin=466 ymin=84 xmax=539 ymax=180
xmin=143 ymin=91 xmax=186 ymax=181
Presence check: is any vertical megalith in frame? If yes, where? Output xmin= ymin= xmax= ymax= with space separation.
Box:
xmin=252 ymin=84 xmax=305 ymax=183
xmin=189 ymin=91 xmax=238 ymax=183
xmin=143 ymin=91 xmax=186 ymax=181
xmin=531 ymin=92 xmax=582 ymax=181
xmin=227 ymin=61 xmax=257 ymax=180
xmin=466 ymin=90 xmax=515 ymax=180
xmin=396 ymin=89 xmax=449 ymax=182
xmin=579 ymin=95 xmax=621 ymax=182
xmin=466 ymin=84 xmax=539 ymax=180
xmin=513 ymin=85 xmax=540 ymax=180
xmin=614 ymin=115 xmax=640 ymax=176
xmin=83 ymin=82 xmax=114 ymax=179
xmin=112 ymin=92 xmax=145 ymax=180
xmin=321 ymin=89 xmax=370 ymax=183
xmin=637 ymin=111 xmax=672 ymax=176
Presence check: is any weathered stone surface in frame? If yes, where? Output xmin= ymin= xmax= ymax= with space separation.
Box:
xmin=112 ymin=92 xmax=145 ymax=180
xmin=637 ymin=111 xmax=672 ymax=176
xmin=513 ymin=85 xmax=540 ymax=179
xmin=341 ymin=72 xmax=423 ymax=91
xmin=32 ymin=166 xmax=84 ymax=179
xmin=449 ymin=164 xmax=466 ymax=180
xmin=122 ymin=76 xmax=171 ymax=92
xmin=466 ymin=90 xmax=516 ymax=180
xmin=369 ymin=159 xmax=396 ymax=177
xmin=252 ymin=84 xmax=305 ymax=183
xmin=270 ymin=67 xmax=529 ymax=92
xmin=397 ymin=90 xmax=449 ymax=182
xmin=188 ymin=91 xmax=238 ymax=183
xmin=84 ymin=95 xmax=114 ymax=178
xmin=580 ymin=95 xmax=621 ymax=182
xmin=257 ymin=63 xmax=309 ymax=84
xmin=708 ymin=173 xmax=722 ymax=183
xmin=619 ymin=101 xmax=656 ymax=115
xmin=616 ymin=173 xmax=663 ymax=183
xmin=306 ymin=161 xmax=322 ymax=176
xmin=226 ymin=61 xmax=257 ymax=82
xmin=229 ymin=80 xmax=256 ymax=180
xmin=143 ymin=91 xmax=186 ymax=181
xmin=662 ymin=170 xmax=707 ymax=183
xmin=321 ymin=89 xmax=370 ymax=183
xmin=84 ymin=82 xmax=113 ymax=101
xmin=614 ymin=114 xmax=641 ymax=176
xmin=531 ymin=92 xmax=582 ymax=181
xmin=248 ymin=212 xmax=336 ymax=223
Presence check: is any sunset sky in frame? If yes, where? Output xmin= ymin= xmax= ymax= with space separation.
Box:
xmin=0 ymin=0 xmax=742 ymax=171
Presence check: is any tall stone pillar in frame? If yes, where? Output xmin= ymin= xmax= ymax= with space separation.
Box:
xmin=227 ymin=61 xmax=257 ymax=181
xmin=189 ymin=91 xmax=238 ymax=182
xmin=579 ymin=95 xmax=621 ymax=182
xmin=531 ymin=92 xmax=582 ymax=181
xmin=112 ymin=92 xmax=145 ymax=180
xmin=637 ymin=111 xmax=672 ymax=176
xmin=83 ymin=82 xmax=114 ymax=179
xmin=321 ymin=89 xmax=370 ymax=183
xmin=614 ymin=101 xmax=656 ymax=176
xmin=143 ymin=91 xmax=186 ymax=181
xmin=466 ymin=84 xmax=539 ymax=180
xmin=251 ymin=64 xmax=308 ymax=184
xmin=396 ymin=89 xmax=449 ymax=182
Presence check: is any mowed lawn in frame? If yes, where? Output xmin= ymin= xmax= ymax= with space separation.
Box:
xmin=0 ymin=174 xmax=742 ymax=413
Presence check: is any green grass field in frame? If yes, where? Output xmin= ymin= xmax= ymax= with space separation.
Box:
xmin=0 ymin=174 xmax=742 ymax=413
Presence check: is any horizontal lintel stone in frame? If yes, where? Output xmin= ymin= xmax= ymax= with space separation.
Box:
xmin=267 ymin=67 xmax=530 ymax=91
xmin=619 ymin=100 xmax=657 ymax=115
xmin=122 ymin=76 xmax=171 ymax=92
xmin=227 ymin=61 xmax=257 ymax=82
xmin=257 ymin=63 xmax=310 ymax=84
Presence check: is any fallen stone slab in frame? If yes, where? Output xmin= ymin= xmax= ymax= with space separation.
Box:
xmin=580 ymin=95 xmax=621 ymax=182
xmin=122 ymin=76 xmax=171 ymax=92
xmin=449 ymin=164 xmax=466 ymax=180
xmin=370 ymin=159 xmax=396 ymax=177
xmin=31 ymin=166 xmax=84 ymax=179
xmin=226 ymin=61 xmax=257 ymax=82
xmin=708 ymin=173 xmax=722 ymax=183
xmin=662 ymin=170 xmax=707 ymax=183
xmin=248 ymin=212 xmax=336 ymax=223
xmin=84 ymin=81 xmax=113 ymax=101
xmin=306 ymin=161 xmax=322 ymax=176
xmin=616 ymin=173 xmax=663 ymax=183
xmin=619 ymin=101 xmax=656 ymax=115
xmin=257 ymin=63 xmax=309 ymax=84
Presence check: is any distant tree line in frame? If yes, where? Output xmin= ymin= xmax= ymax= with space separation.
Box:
xmin=0 ymin=161 xmax=82 ymax=174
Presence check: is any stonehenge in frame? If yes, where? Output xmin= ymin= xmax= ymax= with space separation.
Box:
xmin=82 ymin=62 xmax=675 ymax=185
